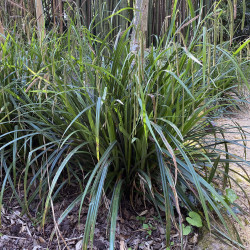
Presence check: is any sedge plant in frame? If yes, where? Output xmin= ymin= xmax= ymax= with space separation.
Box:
xmin=0 ymin=5 xmax=250 ymax=250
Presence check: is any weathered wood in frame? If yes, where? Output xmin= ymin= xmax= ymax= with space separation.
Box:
xmin=0 ymin=19 xmax=5 ymax=43
xmin=1 ymin=0 xmax=235 ymax=48
xmin=131 ymin=0 xmax=149 ymax=51
xmin=0 ymin=19 xmax=5 ymax=60
xmin=35 ymin=0 xmax=46 ymax=42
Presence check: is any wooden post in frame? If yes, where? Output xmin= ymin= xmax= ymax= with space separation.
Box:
xmin=0 ymin=19 xmax=5 ymax=60
xmin=131 ymin=0 xmax=149 ymax=52
xmin=35 ymin=0 xmax=46 ymax=43
xmin=0 ymin=19 xmax=5 ymax=43
xmin=59 ymin=0 xmax=63 ymax=33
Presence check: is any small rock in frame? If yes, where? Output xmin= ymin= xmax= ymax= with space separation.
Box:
xmin=153 ymin=243 xmax=162 ymax=249
xmin=94 ymin=239 xmax=106 ymax=249
xmin=10 ymin=224 xmax=22 ymax=235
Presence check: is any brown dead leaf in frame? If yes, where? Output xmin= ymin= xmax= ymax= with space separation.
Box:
xmin=190 ymin=233 xmax=198 ymax=244
xmin=139 ymin=210 xmax=148 ymax=216
xmin=38 ymin=236 xmax=46 ymax=244
xmin=76 ymin=224 xmax=84 ymax=231
xmin=158 ymin=226 xmax=165 ymax=235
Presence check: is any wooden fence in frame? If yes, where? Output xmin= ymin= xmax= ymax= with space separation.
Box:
xmin=0 ymin=1 xmax=247 ymax=45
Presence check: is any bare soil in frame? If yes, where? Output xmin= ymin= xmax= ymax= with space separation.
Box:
xmin=214 ymin=109 xmax=250 ymax=247
xmin=196 ymin=103 xmax=250 ymax=250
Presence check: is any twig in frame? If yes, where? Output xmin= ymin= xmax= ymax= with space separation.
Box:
xmin=1 ymin=235 xmax=27 ymax=240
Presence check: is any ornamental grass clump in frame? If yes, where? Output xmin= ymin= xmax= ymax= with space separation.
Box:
xmin=0 ymin=8 xmax=249 ymax=250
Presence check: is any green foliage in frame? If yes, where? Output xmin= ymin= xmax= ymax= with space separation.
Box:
xmin=166 ymin=242 xmax=174 ymax=249
xmin=225 ymin=188 xmax=239 ymax=204
xmin=186 ymin=212 xmax=203 ymax=228
xmin=136 ymin=216 xmax=146 ymax=222
xmin=182 ymin=224 xmax=192 ymax=236
xmin=0 ymin=4 xmax=249 ymax=250
xmin=142 ymin=223 xmax=156 ymax=236
xmin=221 ymin=0 xmax=250 ymax=41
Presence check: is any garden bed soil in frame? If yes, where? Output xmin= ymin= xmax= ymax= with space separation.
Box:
xmin=0 ymin=190 xmax=196 ymax=249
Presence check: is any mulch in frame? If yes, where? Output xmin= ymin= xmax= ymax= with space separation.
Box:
xmin=0 ymin=187 xmax=197 ymax=250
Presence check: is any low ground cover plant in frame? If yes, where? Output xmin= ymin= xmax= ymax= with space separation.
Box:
xmin=0 ymin=5 xmax=249 ymax=249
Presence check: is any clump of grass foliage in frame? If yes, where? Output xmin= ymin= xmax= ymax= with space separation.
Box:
xmin=0 ymin=5 xmax=250 ymax=250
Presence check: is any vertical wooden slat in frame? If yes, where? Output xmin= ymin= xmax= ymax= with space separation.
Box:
xmin=129 ymin=0 xmax=133 ymax=24
xmin=131 ymin=0 xmax=149 ymax=51
xmin=53 ymin=0 xmax=56 ymax=27
xmin=81 ymin=0 xmax=87 ymax=26
xmin=120 ymin=0 xmax=128 ymax=31
xmin=148 ymin=0 xmax=153 ymax=45
xmin=35 ymin=0 xmax=46 ymax=42
xmin=59 ymin=0 xmax=63 ymax=33
xmin=156 ymin=0 xmax=160 ymax=36
xmin=0 ymin=18 xmax=4 ymax=60
xmin=0 ymin=0 xmax=223 ymax=48
xmin=0 ymin=19 xmax=5 ymax=43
